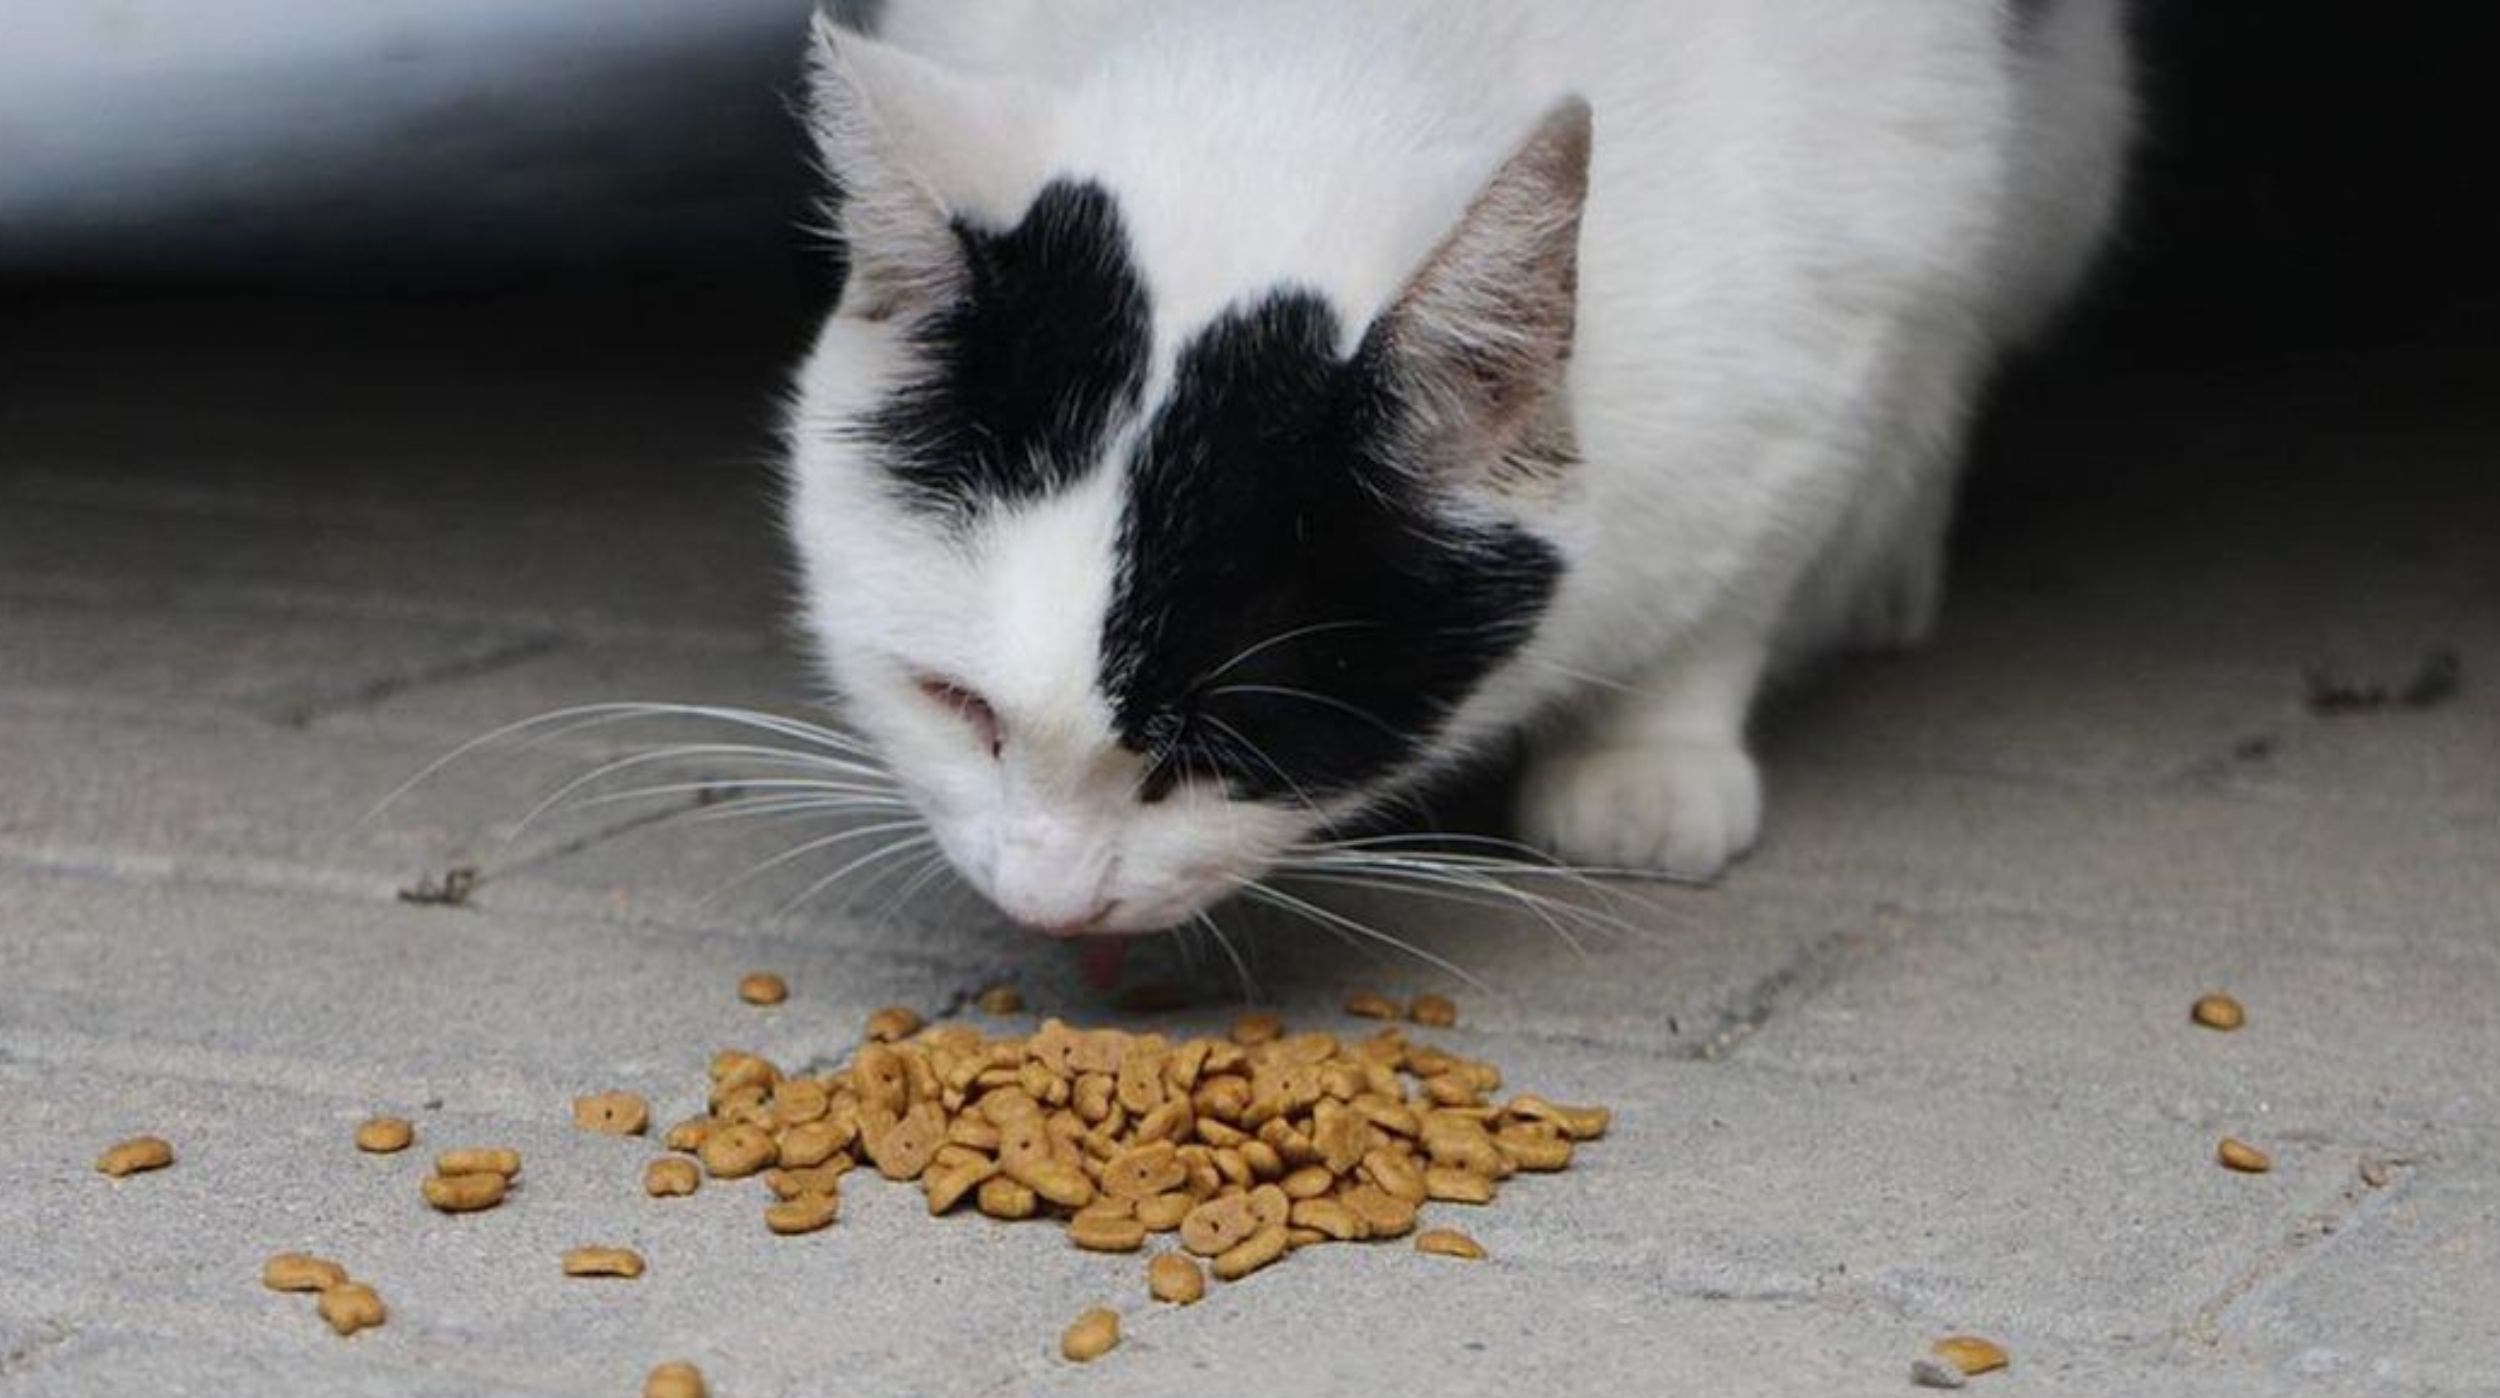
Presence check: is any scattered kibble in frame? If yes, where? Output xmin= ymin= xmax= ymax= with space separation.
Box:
xmin=975 ymin=984 xmax=1026 ymax=1016
xmin=1061 ymin=1307 xmax=1121 ymax=1363
xmin=644 ymin=1362 xmax=707 ymax=1398
xmin=96 ymin=1135 xmax=174 ymax=1177
xmin=435 ymin=1147 xmax=521 ymax=1179
xmin=262 ymin=1254 xmax=349 ymax=1293
xmin=1343 ymin=990 xmax=1402 ymax=1020
xmin=422 ymin=1171 xmax=509 ymax=1213
xmin=645 ymin=1157 xmax=702 ymax=1198
xmin=1415 ymin=1228 xmax=1486 ymax=1260
xmin=866 ymin=1005 xmax=925 ymax=1042
xmin=739 ymin=972 xmax=789 ymax=1006
xmin=1229 ymin=1010 xmax=1285 ymax=1045
xmin=765 ymin=1192 xmax=841 ymax=1235
xmin=561 ymin=1246 xmax=646 ymax=1279
xmin=354 ymin=1117 xmax=414 ymax=1154
xmin=317 ymin=1282 xmax=387 ymax=1337
xmin=1931 ymin=1336 xmax=2010 ymax=1377
xmin=1147 ymin=1252 xmax=1205 ymax=1305
xmin=2217 ymin=1138 xmax=2273 ymax=1174
xmin=1408 ymin=994 xmax=1459 ymax=1028
xmin=2191 ymin=993 xmax=2247 ymax=1031
xmin=573 ymin=1092 xmax=650 ymax=1137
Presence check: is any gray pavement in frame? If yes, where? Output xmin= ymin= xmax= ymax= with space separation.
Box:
xmin=2 ymin=292 xmax=2494 ymax=1396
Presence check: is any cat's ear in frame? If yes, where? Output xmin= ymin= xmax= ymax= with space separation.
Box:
xmin=805 ymin=20 xmax=1049 ymax=321
xmin=1364 ymin=98 xmax=1593 ymax=483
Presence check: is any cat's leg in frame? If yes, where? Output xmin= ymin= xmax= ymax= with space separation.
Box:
xmin=1843 ymin=456 xmax=1956 ymax=653
xmin=1515 ymin=616 xmax=1770 ymax=879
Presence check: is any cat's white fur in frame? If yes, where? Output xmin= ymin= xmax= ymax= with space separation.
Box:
xmin=784 ymin=0 xmax=2133 ymax=932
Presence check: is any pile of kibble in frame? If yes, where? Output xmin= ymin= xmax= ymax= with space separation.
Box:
xmin=652 ymin=992 xmax=1610 ymax=1365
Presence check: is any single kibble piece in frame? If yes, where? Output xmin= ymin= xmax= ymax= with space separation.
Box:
xmin=739 ymin=972 xmax=789 ymax=1006
xmin=1070 ymin=1211 xmax=1149 ymax=1253
xmin=1408 ymin=994 xmax=1459 ymax=1028
xmin=354 ymin=1117 xmax=414 ymax=1154
xmin=422 ymin=1171 xmax=508 ymax=1213
xmin=645 ymin=1157 xmax=701 ymax=1198
xmin=262 ymin=1253 xmax=350 ymax=1293
xmin=1931 ymin=1336 xmax=2010 ymax=1377
xmin=561 ymin=1246 xmax=646 ymax=1279
xmin=644 ymin=1361 xmax=708 ymax=1398
xmin=698 ymin=1123 xmax=777 ymax=1179
xmin=2191 ymin=993 xmax=2247 ymax=1031
xmin=1415 ymin=1228 xmax=1487 ymax=1260
xmin=866 ymin=1005 xmax=924 ymax=1042
xmin=96 ymin=1135 xmax=174 ymax=1177
xmin=317 ymin=1283 xmax=387 ymax=1337
xmin=975 ymin=984 xmax=1026 ymax=1016
xmin=2217 ymin=1138 xmax=2273 ymax=1174
xmin=572 ymin=1092 xmax=650 ymax=1136
xmin=435 ymin=1147 xmax=522 ymax=1178
xmin=1061 ymin=1307 xmax=1121 ymax=1363
xmin=1229 ymin=1011 xmax=1285 ymax=1046
xmin=1343 ymin=990 xmax=1402 ymax=1021
xmin=1147 ymin=1253 xmax=1205 ymax=1305
xmin=765 ymin=1193 xmax=840 ymax=1235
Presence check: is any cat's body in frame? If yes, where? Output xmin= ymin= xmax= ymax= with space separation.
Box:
xmin=783 ymin=0 xmax=2133 ymax=934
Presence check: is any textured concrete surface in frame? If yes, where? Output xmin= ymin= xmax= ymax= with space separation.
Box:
xmin=2 ymin=292 xmax=2495 ymax=1396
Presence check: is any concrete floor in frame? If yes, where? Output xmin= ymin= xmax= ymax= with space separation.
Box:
xmin=2 ymin=290 xmax=2495 ymax=1396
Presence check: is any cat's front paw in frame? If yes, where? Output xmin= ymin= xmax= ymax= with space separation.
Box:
xmin=1516 ymin=734 xmax=1763 ymax=879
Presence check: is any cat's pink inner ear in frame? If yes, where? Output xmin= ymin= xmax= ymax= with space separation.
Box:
xmin=806 ymin=20 xmax=970 ymax=322
xmin=1373 ymin=97 xmax=1594 ymax=480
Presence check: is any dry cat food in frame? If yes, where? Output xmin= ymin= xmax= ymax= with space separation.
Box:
xmin=423 ymin=1149 xmax=519 ymax=1213
xmin=739 ymin=972 xmax=790 ymax=1006
xmin=317 ymin=1282 xmax=388 ymax=1337
xmin=262 ymin=1253 xmax=350 ymax=1293
xmin=2191 ymin=993 xmax=2247 ymax=1031
xmin=354 ymin=1117 xmax=415 ymax=1153
xmin=561 ymin=1246 xmax=646 ymax=1279
xmin=1408 ymin=993 xmax=1460 ymax=1028
xmin=635 ymin=1002 xmax=1605 ymax=1362
xmin=976 ymin=984 xmax=1027 ymax=1015
xmin=2216 ymin=1137 xmax=2272 ymax=1174
xmin=1061 ymin=1307 xmax=1121 ymax=1363
xmin=645 ymin=1157 xmax=702 ymax=1197
xmin=1414 ymin=1227 xmax=1485 ymax=1260
xmin=436 ymin=1147 xmax=522 ymax=1178
xmin=574 ymin=1092 xmax=651 ymax=1136
xmin=1342 ymin=990 xmax=1403 ymax=1020
xmin=95 ymin=1135 xmax=175 ymax=1177
xmin=1147 ymin=1252 xmax=1205 ymax=1304
xmin=644 ymin=1362 xmax=708 ymax=1398
xmin=1930 ymin=1335 xmax=2009 ymax=1377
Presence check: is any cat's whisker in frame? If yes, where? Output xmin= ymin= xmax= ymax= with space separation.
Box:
xmin=507 ymin=742 xmax=896 ymax=841
xmin=1280 ymin=851 xmax=1667 ymax=939
xmin=1230 ymin=881 xmax=1493 ymax=993
xmin=1196 ymin=713 xmax=1340 ymax=838
xmin=870 ymin=849 xmax=959 ymax=928
xmin=1193 ymin=618 xmax=1381 ymax=688
xmin=367 ymin=701 xmax=885 ymax=823
xmin=702 ymin=817 xmax=931 ymax=909
xmin=675 ymin=794 xmax=915 ymax=828
xmin=1270 ymin=867 xmax=1595 ymax=959
xmin=1192 ymin=910 xmax=1260 ymax=1004
xmin=773 ymin=832 xmax=942 ymax=922
xmin=1201 ymin=684 xmax=1404 ymax=740
xmin=564 ymin=778 xmax=910 ymax=815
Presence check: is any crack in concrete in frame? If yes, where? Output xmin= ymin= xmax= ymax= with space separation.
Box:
xmin=2181 ymin=1160 xmax=2407 ymax=1346
xmin=268 ymin=630 xmax=566 ymax=728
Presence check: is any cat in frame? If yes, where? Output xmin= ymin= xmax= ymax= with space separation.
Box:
xmin=779 ymin=0 xmax=2134 ymax=937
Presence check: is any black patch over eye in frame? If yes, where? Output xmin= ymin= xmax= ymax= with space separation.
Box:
xmin=858 ymin=180 xmax=1151 ymax=517
xmin=1100 ymin=290 xmax=1561 ymax=805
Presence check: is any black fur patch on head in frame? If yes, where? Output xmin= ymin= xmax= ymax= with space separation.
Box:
xmin=861 ymin=180 xmax=1149 ymax=514
xmin=1102 ymin=290 xmax=1562 ymax=806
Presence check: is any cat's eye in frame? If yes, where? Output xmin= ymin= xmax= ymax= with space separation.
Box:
xmin=916 ymin=676 xmax=1002 ymax=758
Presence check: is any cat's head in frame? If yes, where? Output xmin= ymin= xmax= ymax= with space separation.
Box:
xmin=781 ymin=23 xmax=1590 ymax=936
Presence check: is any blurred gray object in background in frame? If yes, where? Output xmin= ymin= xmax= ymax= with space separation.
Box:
xmin=0 ymin=0 xmax=822 ymax=277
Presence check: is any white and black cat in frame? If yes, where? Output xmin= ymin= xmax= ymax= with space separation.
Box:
xmin=780 ymin=0 xmax=2133 ymax=937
